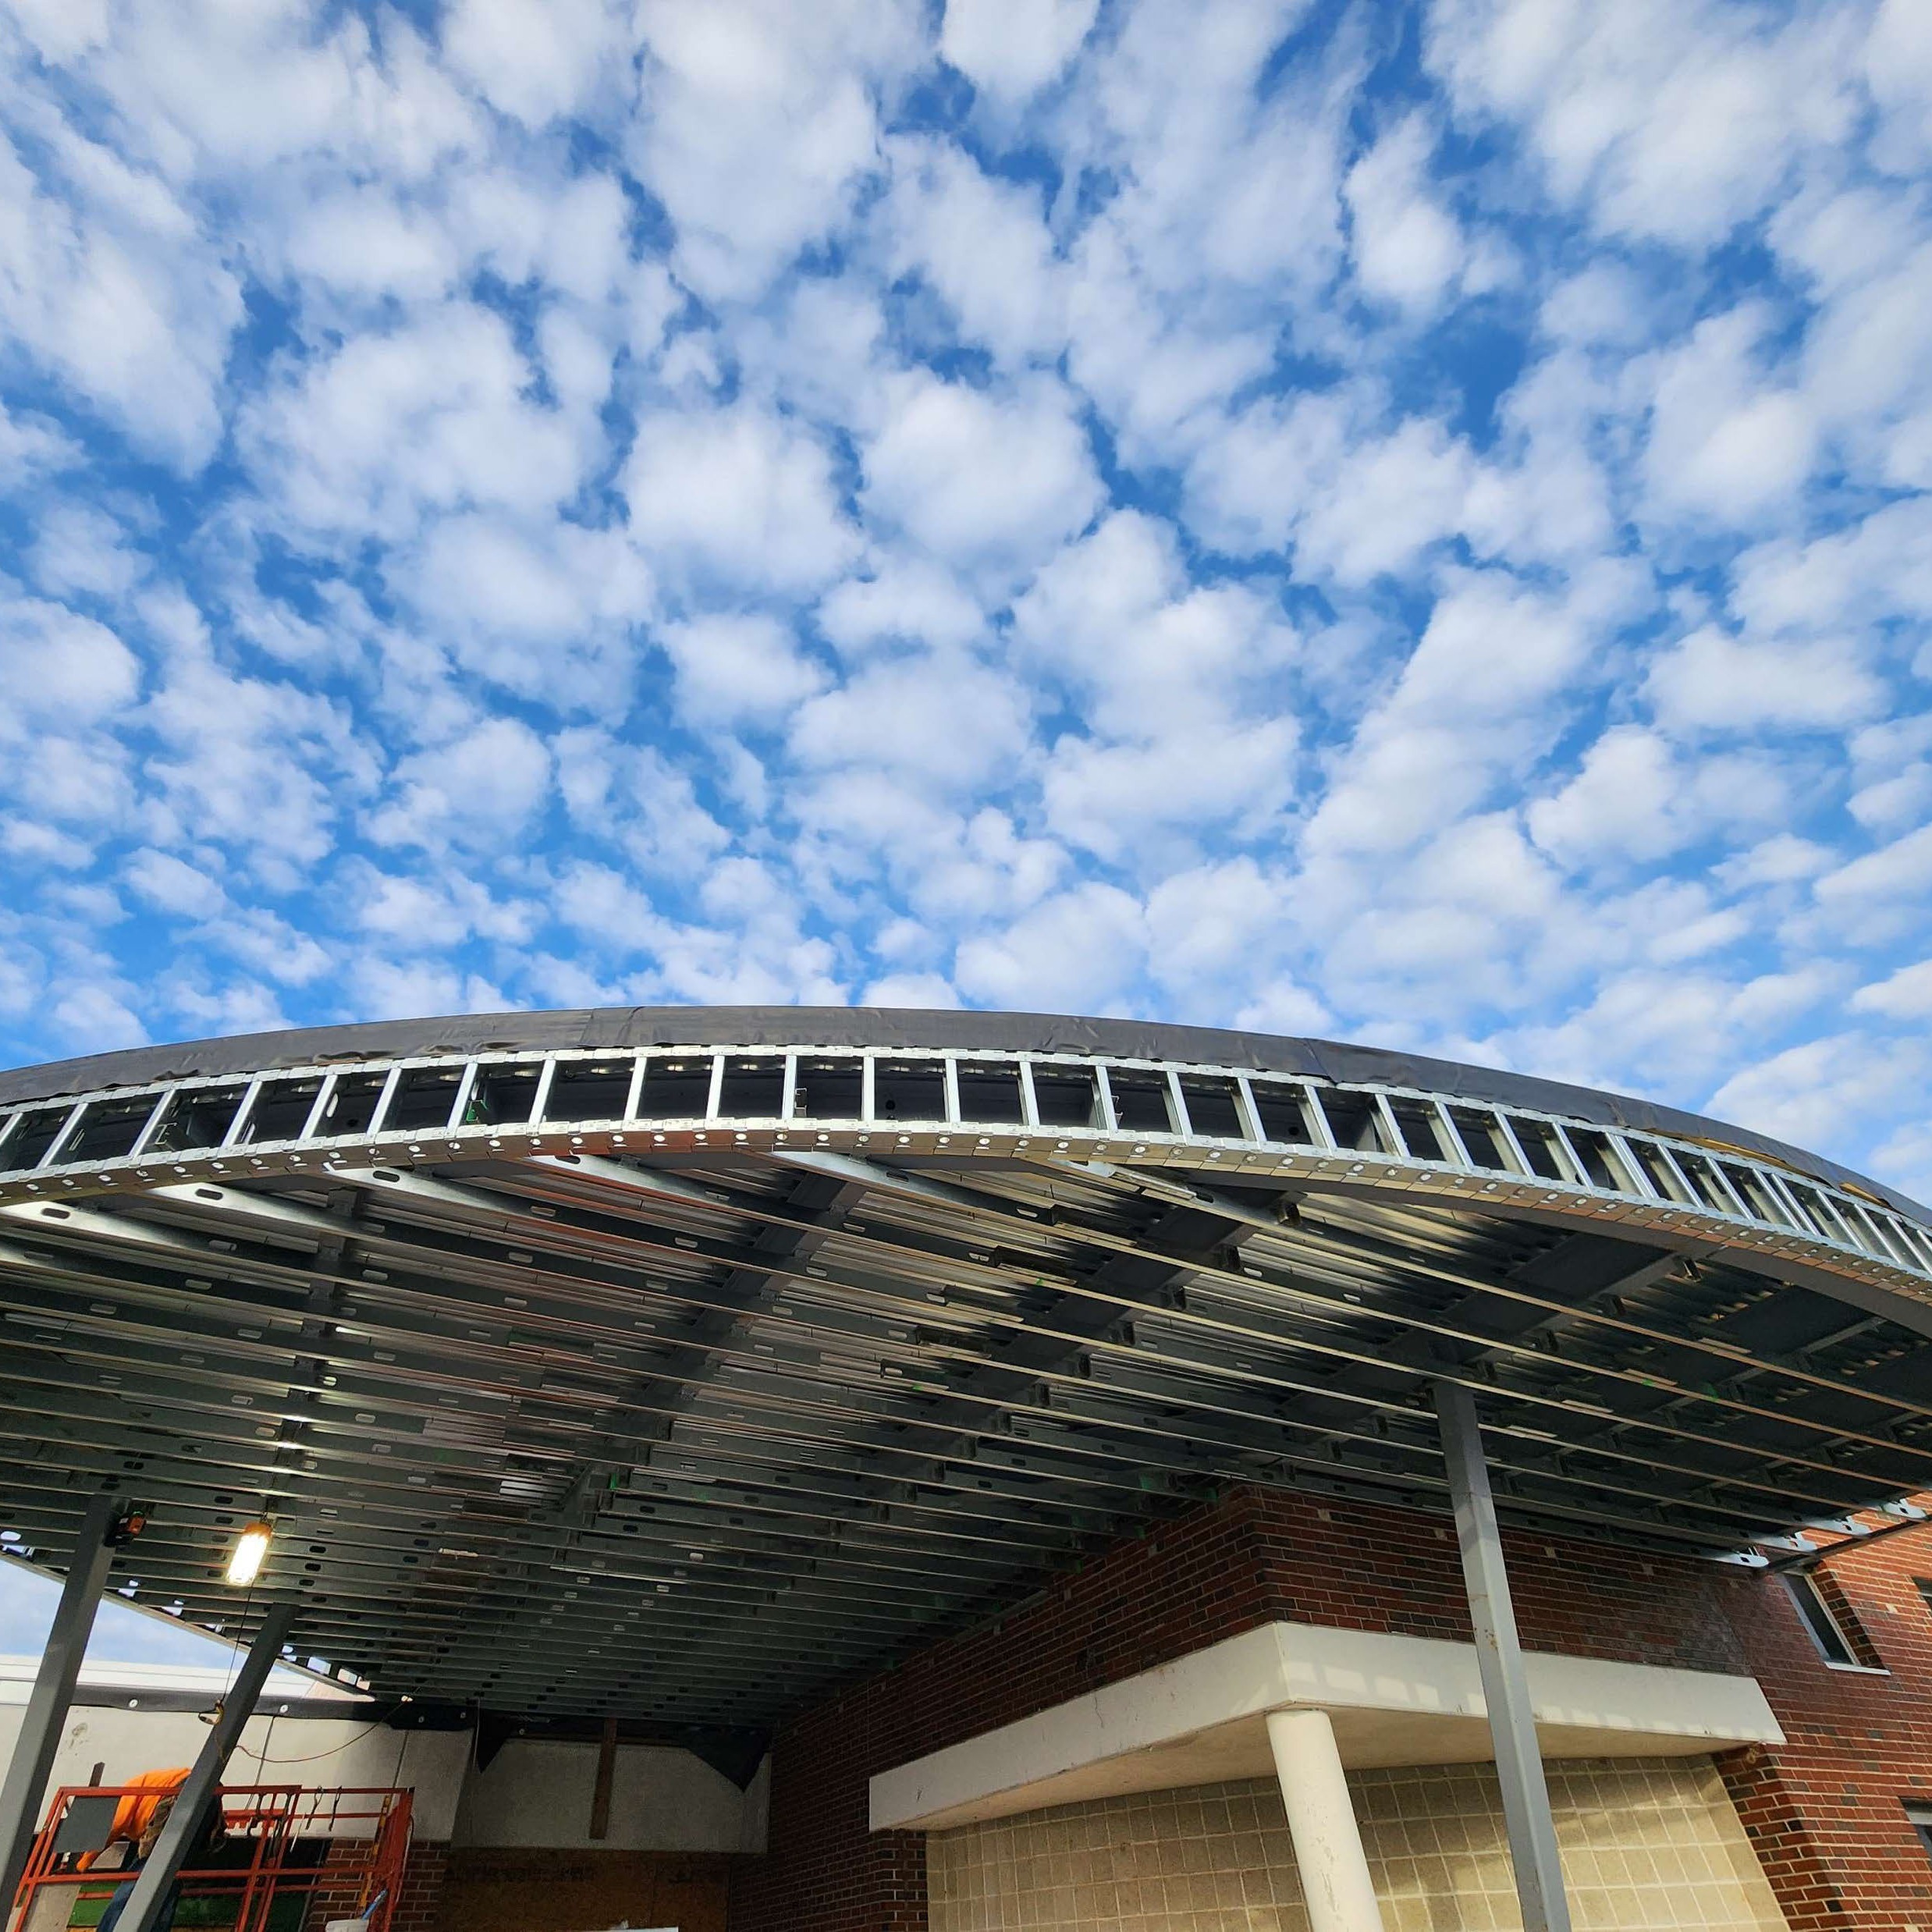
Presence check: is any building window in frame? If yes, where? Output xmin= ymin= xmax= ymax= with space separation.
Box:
xmin=1784 ymin=1572 xmax=1881 ymax=1669
xmin=1908 ymin=1802 xmax=1932 ymax=1862
xmin=1916 ymin=1577 xmax=1932 ymax=1620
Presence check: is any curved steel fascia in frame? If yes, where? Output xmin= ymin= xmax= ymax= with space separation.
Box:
xmin=2 ymin=1005 xmax=1922 ymax=1214
xmin=2 ymin=1031 xmax=1927 ymax=1319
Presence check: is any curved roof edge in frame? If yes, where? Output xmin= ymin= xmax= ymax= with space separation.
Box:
xmin=2 ymin=1003 xmax=1922 ymax=1220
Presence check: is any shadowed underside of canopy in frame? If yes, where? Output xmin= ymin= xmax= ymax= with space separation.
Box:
xmin=0 ymin=1008 xmax=1927 ymax=1731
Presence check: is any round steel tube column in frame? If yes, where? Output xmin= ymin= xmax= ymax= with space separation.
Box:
xmin=1266 ymin=1707 xmax=1386 ymax=1932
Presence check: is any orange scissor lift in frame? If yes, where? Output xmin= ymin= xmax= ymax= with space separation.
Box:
xmin=9 ymin=1785 xmax=412 ymax=1932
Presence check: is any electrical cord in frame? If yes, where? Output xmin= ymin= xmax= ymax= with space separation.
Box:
xmin=234 ymin=1708 xmax=404 ymax=1767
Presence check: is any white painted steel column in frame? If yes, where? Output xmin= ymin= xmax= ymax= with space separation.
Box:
xmin=1265 ymin=1707 xmax=1386 ymax=1932
xmin=1435 ymin=1380 xmax=1572 ymax=1932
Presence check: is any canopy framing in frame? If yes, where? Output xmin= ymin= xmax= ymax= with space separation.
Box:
xmin=1 ymin=1010 xmax=1927 ymax=1729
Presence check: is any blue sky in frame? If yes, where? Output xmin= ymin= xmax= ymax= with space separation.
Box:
xmin=0 ymin=1553 xmax=251 ymax=1666
xmin=0 ymin=0 xmax=1928 ymax=1219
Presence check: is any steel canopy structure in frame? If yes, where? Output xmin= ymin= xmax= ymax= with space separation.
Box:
xmin=0 ymin=1007 xmax=1929 ymax=1739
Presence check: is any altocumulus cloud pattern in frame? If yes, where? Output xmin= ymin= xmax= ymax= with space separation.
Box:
xmin=0 ymin=0 xmax=1930 ymax=1196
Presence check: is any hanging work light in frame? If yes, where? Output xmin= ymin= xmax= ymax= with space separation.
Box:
xmin=226 ymin=1521 xmax=272 ymax=1587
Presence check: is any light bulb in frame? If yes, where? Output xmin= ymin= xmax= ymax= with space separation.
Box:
xmin=226 ymin=1522 xmax=272 ymax=1587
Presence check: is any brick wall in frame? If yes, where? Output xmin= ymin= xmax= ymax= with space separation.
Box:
xmin=730 ymin=1484 xmax=1746 ymax=1932
xmin=430 ymin=1848 xmax=730 ymax=1932
xmin=1716 ymin=1512 xmax=1932 ymax=1932
xmin=387 ymin=1839 xmax=448 ymax=1932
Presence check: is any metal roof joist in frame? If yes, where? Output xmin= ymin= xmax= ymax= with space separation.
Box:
xmin=2 ymin=1010 xmax=1930 ymax=1724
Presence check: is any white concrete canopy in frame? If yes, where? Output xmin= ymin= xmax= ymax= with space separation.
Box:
xmin=869 ymin=1621 xmax=1783 ymax=1832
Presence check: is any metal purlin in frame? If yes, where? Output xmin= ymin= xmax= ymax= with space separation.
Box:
xmin=0 ymin=1032 xmax=1927 ymax=1727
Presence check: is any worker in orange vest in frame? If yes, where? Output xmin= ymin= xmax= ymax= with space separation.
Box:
xmin=90 ymin=1769 xmax=212 ymax=1932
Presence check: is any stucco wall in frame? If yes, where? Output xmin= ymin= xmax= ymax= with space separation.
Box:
xmin=929 ymin=1757 xmax=1788 ymax=1932
xmin=451 ymin=1738 xmax=749 ymax=1852
xmin=0 ymin=1695 xmax=757 ymax=1853
xmin=0 ymin=1699 xmax=474 ymax=1838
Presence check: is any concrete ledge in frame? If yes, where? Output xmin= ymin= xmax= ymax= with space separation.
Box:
xmin=870 ymin=1622 xmax=1784 ymax=1831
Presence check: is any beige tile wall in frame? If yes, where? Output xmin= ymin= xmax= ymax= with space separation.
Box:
xmin=927 ymin=1755 xmax=1788 ymax=1932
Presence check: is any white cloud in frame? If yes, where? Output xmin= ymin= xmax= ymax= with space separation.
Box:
xmin=342 ymin=859 xmax=538 ymax=948
xmin=860 ymin=372 xmax=1103 ymax=579
xmin=1042 ymin=719 xmax=1297 ymax=865
xmin=1643 ymin=626 xmax=1885 ymax=736
xmin=790 ymin=651 xmax=1032 ymax=791
xmin=1642 ymin=306 xmax=1817 ymax=527
xmin=552 ymin=858 xmax=846 ymax=1004
xmin=1011 ymin=511 xmax=1295 ymax=734
xmin=243 ymin=304 xmax=589 ymax=535
xmin=29 ymin=502 xmax=146 ymax=599
xmin=366 ymin=719 xmax=554 ymax=852
xmin=277 ymin=186 xmax=460 ymax=306
xmin=939 ymin=0 xmax=1096 ymax=106
xmin=1852 ymin=958 xmax=1932 ymax=1020
xmin=0 ymin=403 xmax=81 ymax=491
xmin=816 ymin=560 xmax=985 ymax=655
xmin=49 ymin=982 xmax=147 ymax=1050
xmin=0 ymin=0 xmax=1924 ymax=1206
xmin=880 ymin=137 xmax=1064 ymax=366
xmin=347 ymin=955 xmax=510 ymax=1024
xmin=1426 ymin=0 xmax=1863 ymax=249
xmin=1309 ymin=568 xmax=1618 ymax=866
xmin=954 ymin=881 xmax=1148 ymax=1013
xmin=1528 ymin=726 xmax=1787 ymax=868
xmin=1344 ymin=116 xmax=1465 ymax=314
xmin=1145 ymin=856 xmax=1298 ymax=1000
xmin=0 ymin=122 xmax=242 ymax=467
xmin=1489 ymin=962 xmax=1840 ymax=1100
xmin=863 ymin=968 xmax=961 ymax=1007
xmin=124 ymin=849 xmax=226 ymax=919
xmin=1188 ymin=397 xmax=1479 ymax=583
xmin=1863 ymin=0 xmax=1932 ymax=175
xmin=791 ymin=784 xmax=1066 ymax=923
xmin=626 ymin=401 xmax=860 ymax=596
xmin=656 ymin=613 xmax=827 ymax=729
xmin=1707 ymin=1030 xmax=1926 ymax=1156
xmin=1727 ymin=497 xmax=1932 ymax=643
xmin=1716 ymin=833 xmax=1834 ymax=891
xmin=1814 ymin=823 xmax=1932 ymax=916
xmin=442 ymin=0 xmax=634 ymax=129
xmin=554 ymin=730 xmax=733 ymax=879
xmin=395 ymin=513 xmax=653 ymax=711
xmin=0 ymin=597 xmax=140 ymax=731
xmin=1049 ymin=3 xmax=1353 ymax=473
xmin=1007 ymin=511 xmax=1300 ymax=859
xmin=630 ymin=0 xmax=920 ymax=300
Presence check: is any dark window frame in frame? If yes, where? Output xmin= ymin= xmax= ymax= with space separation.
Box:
xmin=1905 ymin=1801 xmax=1932 ymax=1863
xmin=1784 ymin=1570 xmax=1887 ymax=1673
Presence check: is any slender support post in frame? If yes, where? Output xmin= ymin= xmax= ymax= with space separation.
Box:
xmin=589 ymin=1715 xmax=618 ymax=1841
xmin=1265 ymin=1708 xmax=1384 ymax=1932
xmin=118 ymin=1603 xmax=295 ymax=1932
xmin=1434 ymin=1381 xmax=1572 ymax=1932
xmin=0 ymin=1493 xmax=125 ymax=1916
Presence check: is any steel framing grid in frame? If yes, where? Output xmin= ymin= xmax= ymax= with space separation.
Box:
xmin=0 ymin=1012 xmax=1929 ymax=1730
